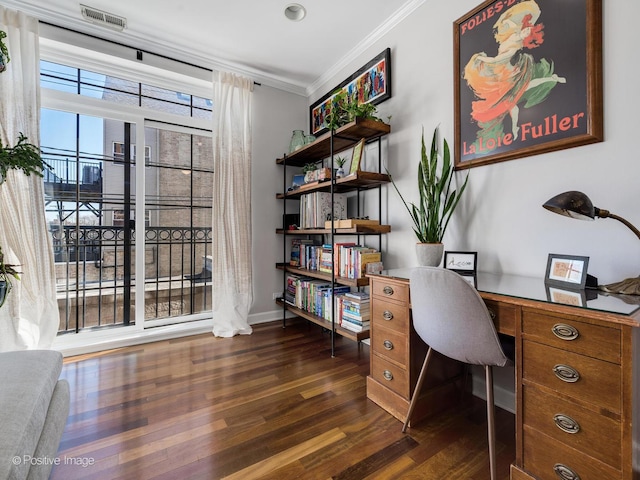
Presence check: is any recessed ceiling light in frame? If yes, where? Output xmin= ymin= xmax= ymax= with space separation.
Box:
xmin=284 ymin=3 xmax=306 ymax=21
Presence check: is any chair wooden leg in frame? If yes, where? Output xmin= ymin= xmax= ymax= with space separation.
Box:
xmin=485 ymin=365 xmax=497 ymax=480
xmin=402 ymin=347 xmax=433 ymax=433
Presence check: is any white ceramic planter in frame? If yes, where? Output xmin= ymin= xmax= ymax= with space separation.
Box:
xmin=415 ymin=243 xmax=444 ymax=267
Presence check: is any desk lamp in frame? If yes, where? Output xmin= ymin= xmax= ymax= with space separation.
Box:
xmin=542 ymin=191 xmax=640 ymax=295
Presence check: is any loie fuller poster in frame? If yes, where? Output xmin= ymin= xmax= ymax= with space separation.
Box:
xmin=453 ymin=0 xmax=602 ymax=169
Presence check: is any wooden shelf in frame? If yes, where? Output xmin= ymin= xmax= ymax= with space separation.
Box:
xmin=275 ymin=299 xmax=370 ymax=342
xmin=277 ymin=224 xmax=391 ymax=235
xmin=276 ymin=263 xmax=370 ymax=287
xmin=276 ymin=118 xmax=390 ymax=167
xmin=277 ymin=171 xmax=390 ymax=199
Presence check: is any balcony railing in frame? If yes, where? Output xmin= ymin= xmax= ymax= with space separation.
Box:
xmin=52 ymin=225 xmax=212 ymax=333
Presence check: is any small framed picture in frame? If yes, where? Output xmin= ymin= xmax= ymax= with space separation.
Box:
xmin=349 ymin=138 xmax=365 ymax=175
xmin=444 ymin=251 xmax=477 ymax=274
xmin=545 ymin=254 xmax=590 ymax=288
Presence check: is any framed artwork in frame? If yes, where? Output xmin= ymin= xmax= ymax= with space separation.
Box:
xmin=453 ymin=0 xmax=603 ymax=169
xmin=349 ymin=139 xmax=365 ymax=175
xmin=544 ymin=253 xmax=590 ymax=288
xmin=444 ymin=251 xmax=477 ymax=274
xmin=310 ymin=48 xmax=391 ymax=137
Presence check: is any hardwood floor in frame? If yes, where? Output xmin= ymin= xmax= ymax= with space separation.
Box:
xmin=52 ymin=319 xmax=515 ymax=480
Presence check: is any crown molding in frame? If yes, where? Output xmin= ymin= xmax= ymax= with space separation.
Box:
xmin=1 ymin=0 xmax=308 ymax=96
xmin=306 ymin=0 xmax=426 ymax=100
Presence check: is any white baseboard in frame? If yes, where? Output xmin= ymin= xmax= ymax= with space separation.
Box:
xmin=54 ymin=308 xmax=297 ymax=357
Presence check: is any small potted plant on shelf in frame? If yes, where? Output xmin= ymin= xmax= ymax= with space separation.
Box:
xmin=0 ymin=132 xmax=51 ymax=307
xmin=334 ymin=156 xmax=347 ymax=178
xmin=302 ymin=162 xmax=317 ymax=184
xmin=388 ymin=126 xmax=469 ymax=266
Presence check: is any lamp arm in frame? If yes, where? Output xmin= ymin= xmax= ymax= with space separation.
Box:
xmin=595 ymin=209 xmax=640 ymax=241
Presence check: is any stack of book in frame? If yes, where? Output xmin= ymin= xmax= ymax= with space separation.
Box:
xmin=340 ymin=291 xmax=371 ymax=333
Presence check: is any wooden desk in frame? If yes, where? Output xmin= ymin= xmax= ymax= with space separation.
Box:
xmin=367 ymin=269 xmax=640 ymax=480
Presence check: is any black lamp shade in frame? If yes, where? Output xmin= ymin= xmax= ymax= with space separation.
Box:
xmin=542 ymin=191 xmax=596 ymax=221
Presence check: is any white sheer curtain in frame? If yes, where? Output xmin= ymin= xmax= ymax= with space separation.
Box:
xmin=0 ymin=7 xmax=59 ymax=351
xmin=211 ymin=71 xmax=254 ymax=337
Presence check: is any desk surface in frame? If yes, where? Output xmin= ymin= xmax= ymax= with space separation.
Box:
xmin=370 ymin=269 xmax=640 ymax=320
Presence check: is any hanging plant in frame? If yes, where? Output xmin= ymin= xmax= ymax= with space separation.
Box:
xmin=0 ymin=132 xmax=51 ymax=182
xmin=0 ymin=30 xmax=10 ymax=73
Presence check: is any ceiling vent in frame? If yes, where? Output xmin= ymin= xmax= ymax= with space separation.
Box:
xmin=80 ymin=4 xmax=127 ymax=31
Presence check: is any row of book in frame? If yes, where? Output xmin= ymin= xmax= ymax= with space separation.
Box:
xmin=290 ymin=240 xmax=382 ymax=279
xmin=284 ymin=273 xmax=371 ymax=332
xmin=299 ymin=192 xmax=347 ymax=229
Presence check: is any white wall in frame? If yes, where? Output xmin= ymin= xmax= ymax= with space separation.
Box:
xmin=308 ymin=1 xmax=639 ymax=284
xmin=250 ymin=85 xmax=307 ymax=318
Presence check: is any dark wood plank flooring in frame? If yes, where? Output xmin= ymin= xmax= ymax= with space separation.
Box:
xmin=52 ymin=319 xmax=515 ymax=479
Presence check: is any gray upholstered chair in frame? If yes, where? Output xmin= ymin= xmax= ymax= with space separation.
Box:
xmin=403 ymin=266 xmax=512 ymax=480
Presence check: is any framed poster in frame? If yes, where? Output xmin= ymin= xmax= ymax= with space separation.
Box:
xmin=453 ymin=0 xmax=603 ymax=169
xmin=310 ymin=48 xmax=391 ymax=137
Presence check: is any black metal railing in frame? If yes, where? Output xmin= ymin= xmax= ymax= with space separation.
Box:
xmin=52 ymin=225 xmax=212 ymax=333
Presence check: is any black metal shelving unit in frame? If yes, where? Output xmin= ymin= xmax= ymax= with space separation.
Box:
xmin=276 ymin=117 xmax=391 ymax=355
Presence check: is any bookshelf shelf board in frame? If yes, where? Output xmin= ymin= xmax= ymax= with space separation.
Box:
xmin=276 ymin=118 xmax=390 ymax=167
xmin=276 ymin=263 xmax=370 ymax=287
xmin=275 ymin=299 xmax=370 ymax=342
xmin=276 ymin=225 xmax=391 ymax=235
xmin=277 ymin=171 xmax=390 ymax=199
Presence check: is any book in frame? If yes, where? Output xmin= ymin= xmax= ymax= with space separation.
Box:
xmin=344 ymin=291 xmax=370 ymax=301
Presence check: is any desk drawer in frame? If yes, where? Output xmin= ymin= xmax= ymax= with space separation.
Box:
xmin=523 ymin=426 xmax=620 ymax=480
xmin=371 ymin=279 xmax=409 ymax=304
xmin=523 ymin=341 xmax=621 ymax=413
xmin=484 ymin=299 xmax=516 ymax=336
xmin=371 ymin=297 xmax=409 ymax=333
xmin=523 ymin=385 xmax=621 ymax=469
xmin=371 ymin=354 xmax=409 ymax=398
xmin=522 ymin=310 xmax=620 ymax=364
xmin=370 ymin=325 xmax=408 ymax=368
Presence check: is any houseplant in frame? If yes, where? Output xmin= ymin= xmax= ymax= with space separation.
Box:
xmin=334 ymin=156 xmax=347 ymax=178
xmin=0 ymin=132 xmax=50 ymax=306
xmin=324 ymin=90 xmax=384 ymax=131
xmin=389 ymin=126 xmax=469 ymax=266
xmin=0 ymin=30 xmax=9 ymax=73
xmin=0 ymin=246 xmax=19 ymax=307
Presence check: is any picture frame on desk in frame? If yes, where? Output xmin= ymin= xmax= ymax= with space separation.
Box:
xmin=444 ymin=251 xmax=477 ymax=274
xmin=544 ymin=253 xmax=590 ymax=288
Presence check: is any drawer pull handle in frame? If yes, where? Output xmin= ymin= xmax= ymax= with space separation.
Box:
xmin=553 ymin=414 xmax=581 ymax=434
xmin=487 ymin=309 xmax=496 ymax=320
xmin=382 ymin=310 xmax=394 ymax=321
xmin=383 ymin=340 xmax=394 ymax=351
xmin=383 ymin=285 xmax=394 ymax=296
xmin=552 ymin=323 xmax=580 ymax=341
xmin=553 ymin=364 xmax=580 ymax=383
xmin=383 ymin=370 xmax=394 ymax=381
xmin=553 ymin=463 xmax=581 ymax=480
